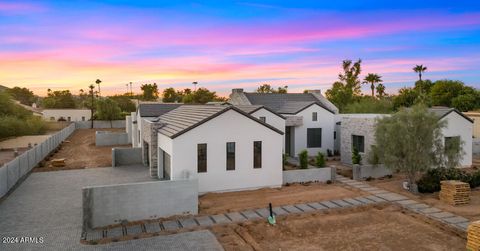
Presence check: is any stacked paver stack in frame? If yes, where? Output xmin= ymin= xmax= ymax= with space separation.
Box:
xmin=467 ymin=221 xmax=480 ymax=251
xmin=439 ymin=180 xmax=470 ymax=206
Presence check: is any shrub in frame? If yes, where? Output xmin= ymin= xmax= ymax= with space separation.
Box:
xmin=315 ymin=152 xmax=326 ymax=168
xmin=326 ymin=149 xmax=333 ymax=157
xmin=417 ymin=167 xmax=479 ymax=193
xmin=367 ymin=145 xmax=380 ymax=166
xmin=298 ymin=150 xmax=308 ymax=169
xmin=352 ymin=148 xmax=362 ymax=165
xmin=326 ymin=180 xmax=332 ymax=184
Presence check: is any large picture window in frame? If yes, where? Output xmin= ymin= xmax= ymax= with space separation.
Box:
xmin=307 ymin=128 xmax=322 ymax=148
xmin=254 ymin=141 xmax=262 ymax=169
xmin=197 ymin=144 xmax=207 ymax=173
xmin=226 ymin=142 xmax=235 ymax=171
xmin=352 ymin=135 xmax=365 ymax=153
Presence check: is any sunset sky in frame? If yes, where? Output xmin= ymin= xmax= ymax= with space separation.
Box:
xmin=1 ymin=1 xmax=479 ymax=97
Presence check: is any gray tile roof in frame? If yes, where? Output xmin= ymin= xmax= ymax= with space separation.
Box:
xmin=138 ymin=103 xmax=182 ymax=117
xmin=156 ymin=105 xmax=283 ymax=138
xmin=428 ymin=107 xmax=474 ymax=123
xmin=230 ymin=105 xmax=264 ymax=114
xmin=243 ymin=93 xmax=334 ymax=114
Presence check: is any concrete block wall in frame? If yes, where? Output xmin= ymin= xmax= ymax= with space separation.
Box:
xmin=352 ymin=164 xmax=392 ymax=180
xmin=0 ymin=123 xmax=76 ymax=199
xmin=82 ymin=179 xmax=198 ymax=229
xmin=283 ymin=167 xmax=333 ymax=184
xmin=112 ymin=147 xmax=142 ymax=167
xmin=95 ymin=131 xmax=130 ymax=146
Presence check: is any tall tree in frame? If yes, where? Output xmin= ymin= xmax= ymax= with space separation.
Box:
xmin=141 ymin=83 xmax=159 ymax=101
xmin=256 ymin=84 xmax=288 ymax=93
xmin=338 ymin=59 xmax=362 ymax=95
xmin=363 ymin=73 xmax=382 ymax=97
xmin=376 ymin=83 xmax=386 ymax=97
xmin=109 ymin=95 xmax=136 ymax=112
xmin=88 ymin=84 xmax=96 ymax=128
xmin=413 ymin=65 xmax=427 ymax=81
xmin=6 ymin=87 xmax=36 ymax=105
xmin=392 ymin=87 xmax=418 ymax=110
xmin=96 ymin=98 xmax=122 ymax=128
xmin=429 ymin=79 xmax=468 ymax=107
xmin=325 ymin=59 xmax=362 ymax=111
xmin=96 ymin=79 xmax=102 ymax=97
xmin=42 ymin=90 xmax=76 ymax=109
xmin=375 ymin=105 xmax=447 ymax=192
xmin=256 ymin=84 xmax=275 ymax=93
xmin=162 ymin=87 xmax=181 ymax=103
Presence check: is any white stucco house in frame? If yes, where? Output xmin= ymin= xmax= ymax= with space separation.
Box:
xmin=142 ymin=105 xmax=284 ymax=193
xmin=42 ymin=109 xmax=91 ymax=122
xmin=339 ymin=107 xmax=473 ymax=167
xmin=229 ymin=89 xmax=338 ymax=157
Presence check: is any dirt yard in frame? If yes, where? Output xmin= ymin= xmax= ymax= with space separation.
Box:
xmin=211 ymin=204 xmax=466 ymax=251
xmin=199 ymin=183 xmax=366 ymax=215
xmin=369 ymin=174 xmax=480 ymax=221
xmin=34 ymin=129 xmax=129 ymax=172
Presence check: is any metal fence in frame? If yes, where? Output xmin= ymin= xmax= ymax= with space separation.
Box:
xmin=0 ymin=123 xmax=76 ymax=199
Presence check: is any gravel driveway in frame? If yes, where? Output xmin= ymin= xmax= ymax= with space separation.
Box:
xmin=0 ymin=166 xmax=223 ymax=250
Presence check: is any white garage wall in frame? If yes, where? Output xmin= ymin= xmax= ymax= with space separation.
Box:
xmin=291 ymin=104 xmax=335 ymax=156
xmin=169 ymin=109 xmax=283 ymax=193
xmin=441 ymin=112 xmax=473 ymax=167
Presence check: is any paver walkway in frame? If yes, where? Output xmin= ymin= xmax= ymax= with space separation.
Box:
xmin=83 ymin=174 xmax=471 ymax=243
xmin=84 ymin=194 xmax=385 ymax=242
xmin=336 ymin=175 xmax=471 ymax=232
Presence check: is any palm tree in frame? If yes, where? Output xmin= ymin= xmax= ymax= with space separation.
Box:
xmin=376 ymin=83 xmax=386 ymax=97
xmin=413 ymin=65 xmax=427 ymax=81
xmin=363 ymin=73 xmax=383 ymax=97
xmin=95 ymin=79 xmax=102 ymax=96
xmin=88 ymin=84 xmax=95 ymax=128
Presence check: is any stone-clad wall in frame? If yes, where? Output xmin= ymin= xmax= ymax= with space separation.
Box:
xmin=340 ymin=117 xmax=378 ymax=165
xmin=141 ymin=119 xmax=164 ymax=178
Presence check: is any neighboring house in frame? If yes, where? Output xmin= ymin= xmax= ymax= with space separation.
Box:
xmin=143 ymin=105 xmax=284 ymax=193
xmin=465 ymin=112 xmax=480 ymax=138
xmin=132 ymin=103 xmax=182 ymax=148
xmin=229 ymin=89 xmax=338 ymax=157
xmin=42 ymin=109 xmax=91 ymax=122
xmin=339 ymin=108 xmax=473 ymax=167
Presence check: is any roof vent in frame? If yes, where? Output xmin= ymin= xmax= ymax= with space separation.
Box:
xmin=306 ymin=89 xmax=321 ymax=94
xmin=232 ymin=88 xmax=244 ymax=94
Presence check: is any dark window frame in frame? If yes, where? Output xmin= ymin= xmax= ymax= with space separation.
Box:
xmin=254 ymin=141 xmax=262 ymax=169
xmin=312 ymin=112 xmax=317 ymax=121
xmin=226 ymin=142 xmax=235 ymax=171
xmin=307 ymin=128 xmax=322 ymax=148
xmin=197 ymin=143 xmax=207 ymax=173
xmin=352 ymin=135 xmax=365 ymax=153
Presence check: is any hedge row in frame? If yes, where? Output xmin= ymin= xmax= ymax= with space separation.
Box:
xmin=417 ymin=167 xmax=480 ymax=193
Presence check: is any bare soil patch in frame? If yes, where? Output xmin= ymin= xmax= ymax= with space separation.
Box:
xmin=211 ymin=204 xmax=466 ymax=251
xmin=34 ymin=128 xmax=129 ymax=172
xmin=369 ymin=174 xmax=480 ymax=221
xmin=199 ymin=183 xmax=366 ymax=215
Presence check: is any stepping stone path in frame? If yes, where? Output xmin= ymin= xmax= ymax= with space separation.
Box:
xmin=336 ymin=174 xmax=473 ymax=233
xmin=83 ymin=174 xmax=473 ymax=242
